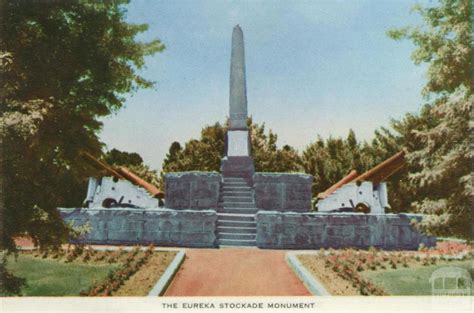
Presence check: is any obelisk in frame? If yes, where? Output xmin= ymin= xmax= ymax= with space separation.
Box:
xmin=229 ymin=25 xmax=248 ymax=130
xmin=221 ymin=25 xmax=254 ymax=178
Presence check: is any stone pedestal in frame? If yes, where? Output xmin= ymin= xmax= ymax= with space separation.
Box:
xmin=221 ymin=129 xmax=254 ymax=178
xmin=221 ymin=156 xmax=254 ymax=178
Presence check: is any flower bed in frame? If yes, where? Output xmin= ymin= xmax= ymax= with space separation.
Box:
xmin=298 ymin=241 xmax=473 ymax=296
xmin=81 ymin=245 xmax=154 ymax=296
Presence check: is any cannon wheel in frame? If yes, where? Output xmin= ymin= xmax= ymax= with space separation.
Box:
xmin=102 ymin=198 xmax=118 ymax=208
xmin=354 ymin=202 xmax=370 ymax=214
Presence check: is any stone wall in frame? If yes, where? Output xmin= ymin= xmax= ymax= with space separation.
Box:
xmin=256 ymin=211 xmax=436 ymax=250
xmin=59 ymin=207 xmax=217 ymax=247
xmin=253 ymin=173 xmax=312 ymax=212
xmin=164 ymin=172 xmax=221 ymax=210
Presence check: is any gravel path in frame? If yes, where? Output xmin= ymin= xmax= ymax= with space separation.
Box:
xmin=164 ymin=248 xmax=311 ymax=296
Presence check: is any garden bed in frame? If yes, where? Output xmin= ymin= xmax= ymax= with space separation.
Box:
xmin=297 ymin=241 xmax=473 ymax=296
xmin=5 ymin=245 xmax=177 ymax=296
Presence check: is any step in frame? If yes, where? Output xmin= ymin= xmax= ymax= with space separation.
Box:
xmin=217 ymin=220 xmax=257 ymax=228
xmin=222 ymin=185 xmax=252 ymax=190
xmin=217 ymin=226 xmax=256 ymax=234
xmin=218 ymin=208 xmax=258 ymax=214
xmin=218 ymin=238 xmax=257 ymax=247
xmin=221 ymin=189 xmax=252 ymax=194
xmin=217 ymin=232 xmax=256 ymax=241
xmin=217 ymin=213 xmax=256 ymax=222
xmin=221 ymin=191 xmax=253 ymax=197
xmin=221 ymin=196 xmax=253 ymax=202
xmin=222 ymin=181 xmax=249 ymax=187
xmin=219 ymin=202 xmax=256 ymax=209
xmin=223 ymin=177 xmax=247 ymax=182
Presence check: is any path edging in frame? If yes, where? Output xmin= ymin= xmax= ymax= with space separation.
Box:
xmin=286 ymin=252 xmax=331 ymax=296
xmin=148 ymin=250 xmax=186 ymax=297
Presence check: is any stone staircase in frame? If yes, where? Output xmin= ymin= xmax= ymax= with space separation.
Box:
xmin=217 ymin=177 xmax=257 ymax=247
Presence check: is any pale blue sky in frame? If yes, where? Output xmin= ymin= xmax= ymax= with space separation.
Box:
xmin=99 ymin=0 xmax=430 ymax=171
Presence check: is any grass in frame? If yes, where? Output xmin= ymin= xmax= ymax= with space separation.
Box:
xmin=5 ymin=254 xmax=118 ymax=296
xmin=363 ymin=260 xmax=473 ymax=295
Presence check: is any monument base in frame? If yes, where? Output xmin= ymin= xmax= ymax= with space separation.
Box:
xmin=220 ymin=156 xmax=255 ymax=178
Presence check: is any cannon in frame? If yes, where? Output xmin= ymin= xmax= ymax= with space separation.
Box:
xmin=316 ymin=151 xmax=405 ymax=214
xmin=81 ymin=151 xmax=163 ymax=208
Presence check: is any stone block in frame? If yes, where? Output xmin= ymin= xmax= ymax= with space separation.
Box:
xmin=164 ymin=172 xmax=221 ymax=210
xmin=254 ymin=173 xmax=312 ymax=212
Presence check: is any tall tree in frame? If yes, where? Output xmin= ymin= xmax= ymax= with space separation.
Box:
xmin=105 ymin=148 xmax=144 ymax=167
xmin=388 ymin=0 xmax=472 ymax=238
xmin=0 ymin=0 xmax=164 ymax=256
xmin=161 ymin=119 xmax=302 ymax=176
xmin=104 ymin=148 xmax=160 ymax=188
xmin=388 ymin=0 xmax=472 ymax=97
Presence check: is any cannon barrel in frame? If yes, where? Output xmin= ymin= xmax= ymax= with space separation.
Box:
xmin=354 ymin=151 xmax=405 ymax=184
xmin=81 ymin=151 xmax=163 ymax=199
xmin=116 ymin=167 xmax=164 ymax=199
xmin=316 ymin=151 xmax=406 ymax=199
xmin=317 ymin=169 xmax=358 ymax=199
xmin=80 ymin=151 xmax=125 ymax=180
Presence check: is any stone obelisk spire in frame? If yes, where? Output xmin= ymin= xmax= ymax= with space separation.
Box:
xmin=229 ymin=25 xmax=248 ymax=130
xmin=221 ymin=25 xmax=254 ymax=178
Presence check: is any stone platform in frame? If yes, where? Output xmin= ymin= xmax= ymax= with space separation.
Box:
xmin=256 ymin=211 xmax=436 ymax=250
xmin=59 ymin=206 xmax=435 ymax=250
xmin=59 ymin=207 xmax=217 ymax=247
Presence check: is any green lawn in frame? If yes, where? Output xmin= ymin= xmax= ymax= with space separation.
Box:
xmin=4 ymin=254 xmax=117 ymax=296
xmin=363 ymin=260 xmax=473 ymax=296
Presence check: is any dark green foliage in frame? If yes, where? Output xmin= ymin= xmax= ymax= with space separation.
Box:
xmin=0 ymin=0 xmax=163 ymax=256
xmin=104 ymin=148 xmax=160 ymax=187
xmin=162 ymin=122 xmax=226 ymax=174
xmin=161 ymin=119 xmax=302 ymax=177
xmin=249 ymin=121 xmax=301 ymax=173
xmin=105 ymin=148 xmax=143 ymax=167
xmin=0 ymin=255 xmax=26 ymax=296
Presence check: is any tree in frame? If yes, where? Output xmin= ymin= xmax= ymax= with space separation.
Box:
xmin=105 ymin=148 xmax=143 ymax=167
xmin=0 ymin=0 xmax=163 ymax=254
xmin=249 ymin=120 xmax=301 ymax=173
xmin=388 ymin=0 xmax=472 ymax=238
xmin=162 ymin=122 xmax=226 ymax=174
xmin=387 ymin=0 xmax=472 ymax=97
xmin=104 ymin=148 xmax=160 ymax=187
xmin=161 ymin=119 xmax=302 ymax=175
xmin=302 ymin=131 xmax=375 ymax=199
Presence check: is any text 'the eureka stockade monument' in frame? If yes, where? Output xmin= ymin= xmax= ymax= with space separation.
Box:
xmin=60 ymin=26 xmax=435 ymax=249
